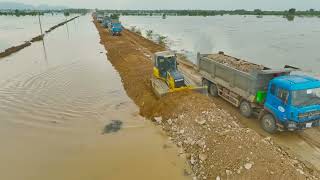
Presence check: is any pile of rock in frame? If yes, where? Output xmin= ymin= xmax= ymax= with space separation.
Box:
xmin=206 ymin=53 xmax=265 ymax=73
xmin=152 ymin=93 xmax=318 ymax=180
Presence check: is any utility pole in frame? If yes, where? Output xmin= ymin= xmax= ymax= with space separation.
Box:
xmin=38 ymin=12 xmax=43 ymax=35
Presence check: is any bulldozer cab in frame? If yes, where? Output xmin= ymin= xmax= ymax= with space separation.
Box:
xmin=154 ymin=51 xmax=177 ymax=78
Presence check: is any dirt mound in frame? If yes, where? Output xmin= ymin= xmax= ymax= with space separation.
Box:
xmin=30 ymin=35 xmax=44 ymax=42
xmin=93 ymin=18 xmax=319 ymax=179
xmin=206 ymin=52 xmax=265 ymax=73
xmin=0 ymin=41 xmax=31 ymax=58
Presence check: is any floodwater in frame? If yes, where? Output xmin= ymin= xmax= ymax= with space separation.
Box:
xmin=121 ymin=15 xmax=320 ymax=171
xmin=121 ymin=15 xmax=320 ymax=77
xmin=0 ymin=14 xmax=75 ymax=52
xmin=0 ymin=15 xmax=190 ymax=180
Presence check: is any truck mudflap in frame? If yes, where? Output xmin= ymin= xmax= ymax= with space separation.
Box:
xmin=283 ymin=119 xmax=320 ymax=131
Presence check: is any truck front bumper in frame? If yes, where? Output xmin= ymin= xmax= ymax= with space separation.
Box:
xmin=284 ymin=119 xmax=320 ymax=131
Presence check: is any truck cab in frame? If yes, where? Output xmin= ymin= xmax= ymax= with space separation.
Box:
xmin=109 ymin=22 xmax=123 ymax=36
xmin=262 ymin=75 xmax=320 ymax=133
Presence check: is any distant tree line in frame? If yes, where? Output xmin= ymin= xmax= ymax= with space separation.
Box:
xmin=0 ymin=9 xmax=89 ymax=16
xmin=0 ymin=9 xmax=44 ymax=16
xmin=98 ymin=9 xmax=320 ymax=17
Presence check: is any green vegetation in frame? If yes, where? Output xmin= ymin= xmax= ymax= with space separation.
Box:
xmin=64 ymin=11 xmax=70 ymax=16
xmin=146 ymin=30 xmax=154 ymax=39
xmin=0 ymin=9 xmax=43 ymax=16
xmin=157 ymin=35 xmax=167 ymax=45
xmin=129 ymin=26 xmax=142 ymax=35
xmin=110 ymin=13 xmax=120 ymax=19
xmin=0 ymin=9 xmax=89 ymax=16
xmin=100 ymin=9 xmax=320 ymax=18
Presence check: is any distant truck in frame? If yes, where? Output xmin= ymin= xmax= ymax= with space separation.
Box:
xmin=108 ymin=19 xmax=123 ymax=36
xmin=96 ymin=15 xmax=104 ymax=23
xmin=102 ymin=16 xmax=111 ymax=28
xmin=197 ymin=52 xmax=320 ymax=133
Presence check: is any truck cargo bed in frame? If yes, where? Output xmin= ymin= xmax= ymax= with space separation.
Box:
xmin=197 ymin=52 xmax=296 ymax=104
xmin=204 ymin=53 xmax=265 ymax=73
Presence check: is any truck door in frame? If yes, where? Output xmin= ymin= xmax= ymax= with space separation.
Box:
xmin=268 ymin=84 xmax=289 ymax=122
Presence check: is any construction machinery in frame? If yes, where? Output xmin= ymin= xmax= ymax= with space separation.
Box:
xmin=151 ymin=51 xmax=206 ymax=97
xmin=197 ymin=51 xmax=320 ymax=133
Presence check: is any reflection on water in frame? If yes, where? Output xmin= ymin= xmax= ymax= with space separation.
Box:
xmin=0 ymin=15 xmax=190 ymax=180
xmin=0 ymin=14 xmax=75 ymax=52
xmin=121 ymin=15 xmax=320 ymax=77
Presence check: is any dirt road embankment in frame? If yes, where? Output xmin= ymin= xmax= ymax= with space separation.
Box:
xmin=0 ymin=16 xmax=79 ymax=59
xmin=93 ymin=18 xmax=319 ymax=179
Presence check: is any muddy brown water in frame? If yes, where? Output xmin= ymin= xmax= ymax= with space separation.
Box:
xmin=0 ymin=16 xmax=190 ymax=180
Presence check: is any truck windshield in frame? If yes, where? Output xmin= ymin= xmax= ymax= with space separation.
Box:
xmin=292 ymin=88 xmax=320 ymax=107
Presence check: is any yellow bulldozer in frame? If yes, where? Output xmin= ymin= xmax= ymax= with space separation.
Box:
xmin=150 ymin=51 xmax=207 ymax=97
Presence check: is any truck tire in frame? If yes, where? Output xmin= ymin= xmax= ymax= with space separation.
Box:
xmin=239 ymin=101 xmax=252 ymax=117
xmin=202 ymin=79 xmax=210 ymax=94
xmin=209 ymin=83 xmax=218 ymax=97
xmin=261 ymin=114 xmax=277 ymax=134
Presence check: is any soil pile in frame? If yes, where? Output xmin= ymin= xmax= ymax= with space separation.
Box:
xmin=30 ymin=35 xmax=44 ymax=42
xmin=206 ymin=53 xmax=265 ymax=73
xmin=93 ymin=18 xmax=319 ymax=179
xmin=0 ymin=41 xmax=31 ymax=58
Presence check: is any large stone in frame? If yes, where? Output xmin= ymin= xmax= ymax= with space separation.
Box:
xmin=244 ymin=163 xmax=253 ymax=170
xmin=154 ymin=117 xmax=162 ymax=124
xmin=199 ymin=153 xmax=208 ymax=161
xmin=226 ymin=169 xmax=232 ymax=176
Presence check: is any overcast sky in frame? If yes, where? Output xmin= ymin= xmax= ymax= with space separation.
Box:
xmin=6 ymin=0 xmax=320 ymax=10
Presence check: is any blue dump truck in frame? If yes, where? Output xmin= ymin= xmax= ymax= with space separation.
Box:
xmin=198 ymin=52 xmax=320 ymax=133
xmin=108 ymin=19 xmax=123 ymax=36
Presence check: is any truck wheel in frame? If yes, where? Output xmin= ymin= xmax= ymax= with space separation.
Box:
xmin=202 ymin=79 xmax=210 ymax=94
xmin=209 ymin=83 xmax=218 ymax=97
xmin=239 ymin=101 xmax=252 ymax=117
xmin=261 ymin=114 xmax=277 ymax=134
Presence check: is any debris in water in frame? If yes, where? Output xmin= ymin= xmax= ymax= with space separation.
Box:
xmin=102 ymin=120 xmax=123 ymax=134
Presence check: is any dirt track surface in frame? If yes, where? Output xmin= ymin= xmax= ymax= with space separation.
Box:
xmin=93 ymin=18 xmax=320 ymax=179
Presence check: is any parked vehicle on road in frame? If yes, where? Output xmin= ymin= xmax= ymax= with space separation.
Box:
xmin=96 ymin=15 xmax=104 ymax=23
xmin=108 ymin=19 xmax=123 ymax=36
xmin=102 ymin=16 xmax=111 ymax=28
xmin=197 ymin=51 xmax=320 ymax=133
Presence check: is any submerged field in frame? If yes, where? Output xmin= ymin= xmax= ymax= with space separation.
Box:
xmin=121 ymin=15 xmax=320 ymax=77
